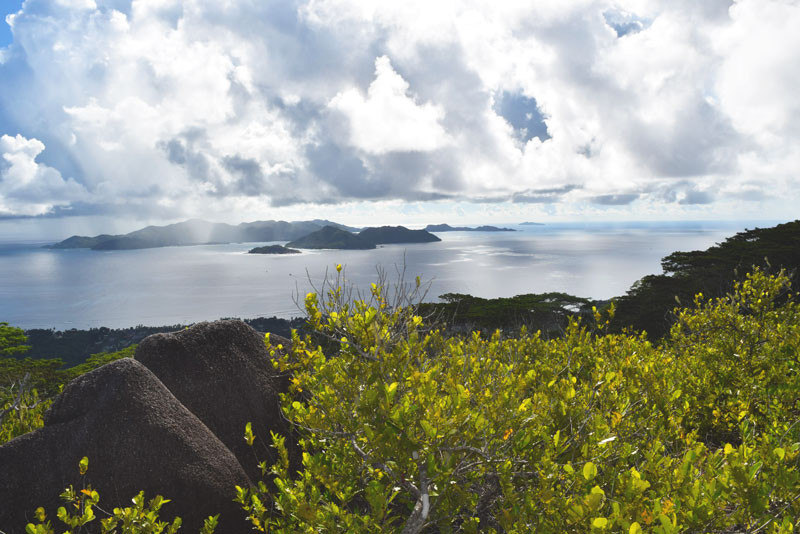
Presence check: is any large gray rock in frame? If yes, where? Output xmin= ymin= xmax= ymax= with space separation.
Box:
xmin=0 ymin=358 xmax=252 ymax=533
xmin=134 ymin=320 xmax=298 ymax=482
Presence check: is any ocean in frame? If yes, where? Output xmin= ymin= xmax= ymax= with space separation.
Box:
xmin=0 ymin=221 xmax=775 ymax=329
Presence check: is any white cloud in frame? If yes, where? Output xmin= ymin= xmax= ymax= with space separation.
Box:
xmin=0 ymin=134 xmax=89 ymax=216
xmin=0 ymin=0 xmax=798 ymax=227
xmin=329 ymin=56 xmax=450 ymax=154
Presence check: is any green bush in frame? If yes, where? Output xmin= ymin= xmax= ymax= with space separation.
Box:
xmin=24 ymin=457 xmax=218 ymax=534
xmin=239 ymin=268 xmax=799 ymax=533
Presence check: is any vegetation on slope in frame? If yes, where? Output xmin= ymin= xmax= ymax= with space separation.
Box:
xmin=358 ymin=226 xmax=442 ymax=245
xmin=419 ymin=291 xmax=599 ymax=336
xmin=247 ymin=245 xmax=301 ymax=254
xmin=1 ymin=334 xmax=135 ymax=444
xmin=236 ymin=268 xmax=799 ymax=533
xmin=18 ymin=317 xmax=299 ymax=368
xmin=287 ymin=225 xmax=376 ymax=250
xmin=611 ymin=220 xmax=800 ymax=338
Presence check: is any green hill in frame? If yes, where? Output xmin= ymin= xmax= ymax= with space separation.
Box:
xmin=248 ymin=245 xmax=301 ymax=255
xmin=358 ymin=226 xmax=441 ymax=245
xmin=611 ymin=219 xmax=800 ymax=338
xmin=286 ymin=226 xmax=375 ymax=249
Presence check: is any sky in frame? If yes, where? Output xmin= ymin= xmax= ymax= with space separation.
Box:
xmin=0 ymin=0 xmax=798 ymax=238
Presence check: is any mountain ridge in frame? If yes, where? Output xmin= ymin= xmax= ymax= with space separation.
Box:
xmin=45 ymin=219 xmax=360 ymax=251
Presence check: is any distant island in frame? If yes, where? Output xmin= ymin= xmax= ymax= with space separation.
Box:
xmin=286 ymin=225 xmax=441 ymax=250
xmin=425 ymin=224 xmax=515 ymax=232
xmin=247 ymin=245 xmax=301 ymax=255
xmin=287 ymin=226 xmax=375 ymax=250
xmin=360 ymin=226 xmax=441 ymax=245
xmin=45 ymin=219 xmax=360 ymax=251
xmin=519 ymin=222 xmax=545 ymax=226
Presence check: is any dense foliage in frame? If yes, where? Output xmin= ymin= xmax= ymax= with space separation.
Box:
xmin=238 ymin=268 xmax=799 ymax=533
xmin=419 ymin=292 xmax=598 ymax=335
xmin=1 ymin=343 xmax=135 ymax=445
xmin=23 ymin=457 xmax=219 ymax=534
xmin=611 ymin=220 xmax=800 ymax=338
xmin=19 ymin=316 xmax=299 ymax=367
xmin=1 ymin=322 xmax=30 ymax=357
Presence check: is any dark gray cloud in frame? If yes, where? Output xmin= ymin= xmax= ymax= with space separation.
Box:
xmin=512 ymin=185 xmax=579 ymax=203
xmin=678 ymin=189 xmax=714 ymax=205
xmin=723 ymin=186 xmax=767 ymax=201
xmin=161 ymin=139 xmax=187 ymax=165
xmin=591 ymin=193 xmax=639 ymax=205
xmin=221 ymin=155 xmax=267 ymax=197
xmin=157 ymin=130 xmax=219 ymax=189
xmin=306 ymin=142 xmax=373 ymax=198
xmin=626 ymin=99 xmax=741 ymax=178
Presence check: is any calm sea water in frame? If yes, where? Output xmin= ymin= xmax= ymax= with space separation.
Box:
xmin=0 ymin=221 xmax=776 ymax=329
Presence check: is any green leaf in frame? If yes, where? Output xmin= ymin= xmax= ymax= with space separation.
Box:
xmin=420 ymin=419 xmax=437 ymax=439
xmin=244 ymin=422 xmax=255 ymax=446
xmin=592 ymin=517 xmax=608 ymax=529
xmin=583 ymin=461 xmax=598 ymax=481
xmin=629 ymin=522 xmax=642 ymax=534
xmin=79 ymin=456 xmax=89 ymax=475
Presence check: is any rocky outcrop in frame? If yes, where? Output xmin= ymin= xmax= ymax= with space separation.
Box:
xmin=134 ymin=320 xmax=298 ymax=482
xmin=0 ymin=358 xmax=252 ymax=532
xmin=0 ymin=320 xmax=299 ymax=533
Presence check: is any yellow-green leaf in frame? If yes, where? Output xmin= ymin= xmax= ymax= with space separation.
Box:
xmin=420 ymin=420 xmax=437 ymax=439
xmin=583 ymin=461 xmax=598 ymax=480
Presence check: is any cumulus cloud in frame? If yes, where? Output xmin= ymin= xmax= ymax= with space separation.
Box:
xmin=591 ymin=193 xmax=640 ymax=206
xmin=0 ymin=134 xmax=88 ymax=216
xmin=329 ymin=56 xmax=450 ymax=154
xmin=0 ymin=0 xmax=797 ymax=225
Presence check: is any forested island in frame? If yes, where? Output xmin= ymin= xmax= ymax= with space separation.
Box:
xmin=3 ymin=220 xmax=800 ymax=532
xmin=247 ymin=245 xmax=301 ymax=255
xmin=286 ymin=225 xmax=441 ymax=250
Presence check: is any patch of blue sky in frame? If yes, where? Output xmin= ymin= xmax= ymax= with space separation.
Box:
xmin=0 ymin=0 xmax=22 ymax=48
xmin=603 ymin=9 xmax=651 ymax=38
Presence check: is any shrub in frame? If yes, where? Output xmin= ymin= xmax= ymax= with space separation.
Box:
xmin=238 ymin=268 xmax=799 ymax=533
